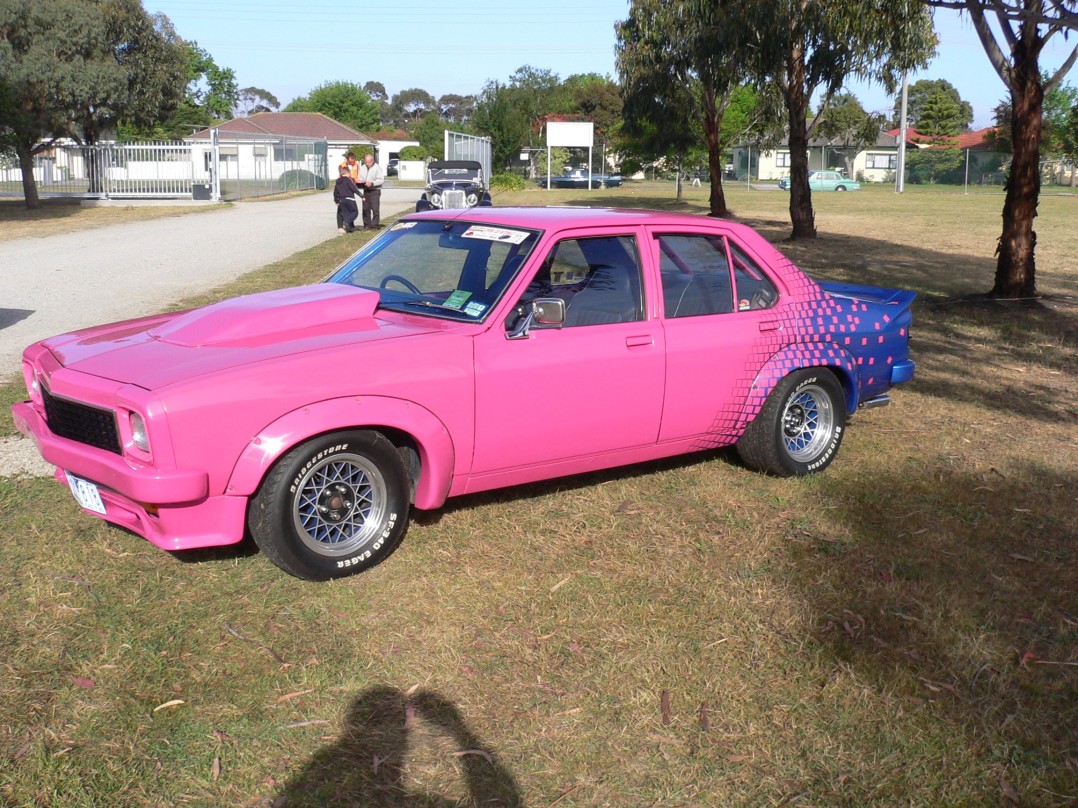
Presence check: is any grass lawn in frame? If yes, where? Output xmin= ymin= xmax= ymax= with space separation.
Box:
xmin=0 ymin=183 xmax=1075 ymax=807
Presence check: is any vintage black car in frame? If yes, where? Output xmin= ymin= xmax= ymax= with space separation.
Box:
xmin=415 ymin=160 xmax=491 ymax=212
xmin=541 ymin=167 xmax=623 ymax=189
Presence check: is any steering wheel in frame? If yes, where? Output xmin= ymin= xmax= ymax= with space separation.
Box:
xmin=380 ymin=274 xmax=422 ymax=295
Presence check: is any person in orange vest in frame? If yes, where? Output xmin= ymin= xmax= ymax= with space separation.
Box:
xmin=339 ymin=151 xmax=361 ymax=182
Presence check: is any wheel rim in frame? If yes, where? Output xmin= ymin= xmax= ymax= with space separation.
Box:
xmin=292 ymin=452 xmax=387 ymax=557
xmin=781 ymin=384 xmax=834 ymax=462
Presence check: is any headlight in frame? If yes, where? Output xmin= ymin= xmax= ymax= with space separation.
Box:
xmin=431 ymin=192 xmax=441 ymax=207
xmin=466 ymin=193 xmax=478 ymax=206
xmin=130 ymin=412 xmax=150 ymax=453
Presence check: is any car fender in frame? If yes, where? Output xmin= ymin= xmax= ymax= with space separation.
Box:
xmin=226 ymin=395 xmax=456 ymax=510
xmin=736 ymin=343 xmax=860 ymax=432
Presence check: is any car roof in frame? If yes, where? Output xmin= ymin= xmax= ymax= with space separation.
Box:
xmin=404 ymin=205 xmax=758 ymax=234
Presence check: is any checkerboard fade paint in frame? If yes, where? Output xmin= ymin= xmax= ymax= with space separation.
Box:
xmin=693 ymin=249 xmax=914 ymax=451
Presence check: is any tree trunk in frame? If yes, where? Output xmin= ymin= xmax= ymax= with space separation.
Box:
xmin=701 ymin=82 xmax=728 ymax=217
xmin=785 ymin=45 xmax=816 ymax=239
xmin=992 ymin=39 xmax=1044 ymax=298
xmin=17 ymin=144 xmax=40 ymax=210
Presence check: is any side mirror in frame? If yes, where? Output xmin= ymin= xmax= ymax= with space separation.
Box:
xmin=532 ymin=298 xmax=565 ymax=326
xmin=506 ymin=297 xmax=565 ymax=340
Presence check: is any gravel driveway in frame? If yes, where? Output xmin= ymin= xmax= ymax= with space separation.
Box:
xmin=1 ymin=186 xmax=420 ymax=476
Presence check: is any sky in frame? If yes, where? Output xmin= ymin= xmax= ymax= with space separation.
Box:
xmin=144 ymin=0 xmax=1078 ymax=130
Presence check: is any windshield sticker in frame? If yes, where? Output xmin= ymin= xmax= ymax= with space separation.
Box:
xmin=463 ymin=301 xmax=488 ymax=317
xmin=391 ymin=221 xmax=417 ymax=230
xmin=462 ymin=226 xmax=528 ymax=244
xmin=444 ymin=290 xmax=472 ymax=309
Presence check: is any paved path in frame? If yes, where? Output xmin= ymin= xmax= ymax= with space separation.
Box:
xmin=0 ymin=187 xmax=421 ymax=375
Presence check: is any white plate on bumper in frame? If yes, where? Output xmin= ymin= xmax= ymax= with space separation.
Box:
xmin=65 ymin=472 xmax=106 ymax=515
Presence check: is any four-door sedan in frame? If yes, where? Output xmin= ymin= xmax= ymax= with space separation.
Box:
xmin=779 ymin=171 xmax=861 ymax=191
xmin=13 ymin=207 xmax=914 ymax=581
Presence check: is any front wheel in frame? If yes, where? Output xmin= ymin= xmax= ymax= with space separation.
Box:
xmin=248 ymin=431 xmax=410 ymax=580
xmin=736 ymin=369 xmax=846 ymax=477
xmin=835 ymin=185 xmax=847 ymax=192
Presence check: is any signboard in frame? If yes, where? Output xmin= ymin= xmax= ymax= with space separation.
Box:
xmin=547 ymin=121 xmax=594 ymax=148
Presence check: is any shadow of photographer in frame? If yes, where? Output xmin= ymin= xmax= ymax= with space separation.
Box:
xmin=275 ymin=685 xmax=523 ymax=807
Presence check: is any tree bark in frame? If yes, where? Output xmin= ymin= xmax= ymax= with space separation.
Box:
xmin=701 ymin=82 xmax=729 ymax=217
xmin=17 ymin=144 xmax=40 ymax=210
xmin=993 ymin=36 xmax=1044 ymax=298
xmin=785 ymin=44 xmax=816 ymax=239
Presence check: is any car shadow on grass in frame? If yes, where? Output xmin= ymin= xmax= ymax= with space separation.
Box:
xmin=784 ymin=461 xmax=1078 ymax=795
xmin=273 ymin=685 xmax=523 ymax=807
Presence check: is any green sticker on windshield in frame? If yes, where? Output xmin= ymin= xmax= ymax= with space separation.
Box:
xmin=444 ymin=290 xmax=472 ymax=309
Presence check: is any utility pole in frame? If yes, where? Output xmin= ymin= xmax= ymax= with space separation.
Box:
xmin=896 ymin=71 xmax=908 ymax=194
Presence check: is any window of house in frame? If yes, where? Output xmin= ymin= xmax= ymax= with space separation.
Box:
xmin=866 ymin=153 xmax=896 ymax=170
xmin=776 ymin=152 xmax=792 ymax=167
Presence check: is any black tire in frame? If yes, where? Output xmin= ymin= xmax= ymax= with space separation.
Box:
xmin=248 ymin=430 xmax=410 ymax=580
xmin=736 ymin=369 xmax=846 ymax=477
xmin=835 ymin=185 xmax=847 ymax=191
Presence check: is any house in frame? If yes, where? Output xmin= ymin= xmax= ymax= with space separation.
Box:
xmin=732 ymin=131 xmax=905 ymax=183
xmin=186 ymin=112 xmax=377 ymax=185
xmin=732 ymin=127 xmax=1007 ymax=184
xmin=366 ymin=129 xmax=421 ymax=165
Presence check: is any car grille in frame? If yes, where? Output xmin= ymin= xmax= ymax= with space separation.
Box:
xmin=42 ymin=387 xmax=122 ymax=455
xmin=442 ymin=190 xmax=467 ymax=209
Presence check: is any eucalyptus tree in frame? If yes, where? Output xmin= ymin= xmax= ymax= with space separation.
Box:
xmin=286 ymin=81 xmax=380 ymax=132
xmin=617 ymin=0 xmax=775 ymax=217
xmin=744 ymin=0 xmax=936 ymax=238
xmin=0 ymin=0 xmax=185 ymax=206
xmin=921 ymin=0 xmax=1078 ymax=297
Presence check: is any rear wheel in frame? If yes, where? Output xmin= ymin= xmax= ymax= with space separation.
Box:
xmin=736 ymin=369 xmax=846 ymax=477
xmin=248 ymin=430 xmax=410 ymax=580
xmin=835 ymin=185 xmax=847 ymax=191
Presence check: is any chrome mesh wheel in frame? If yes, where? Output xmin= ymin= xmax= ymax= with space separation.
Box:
xmin=781 ymin=383 xmax=835 ymax=462
xmin=292 ymin=453 xmax=387 ymax=557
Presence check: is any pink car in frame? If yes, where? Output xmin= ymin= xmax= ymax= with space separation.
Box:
xmin=13 ymin=207 xmax=914 ymax=580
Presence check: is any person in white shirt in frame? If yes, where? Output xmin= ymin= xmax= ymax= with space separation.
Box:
xmin=358 ymin=154 xmax=385 ymax=229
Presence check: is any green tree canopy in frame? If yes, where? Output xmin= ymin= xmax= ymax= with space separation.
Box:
xmin=236 ymin=86 xmax=280 ymax=117
xmin=391 ymin=88 xmax=437 ymax=125
xmin=472 ymin=80 xmax=531 ymax=170
xmin=285 ymin=81 xmax=380 ymax=132
xmin=893 ymin=78 xmax=973 ymax=130
xmin=0 ymin=0 xmax=187 ymax=205
xmin=413 ymin=113 xmax=448 ymax=159
xmin=818 ymin=93 xmax=886 ymax=174
xmin=745 ymin=0 xmax=936 ymax=238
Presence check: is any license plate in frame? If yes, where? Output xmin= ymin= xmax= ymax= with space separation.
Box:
xmin=65 ymin=472 xmax=106 ymax=515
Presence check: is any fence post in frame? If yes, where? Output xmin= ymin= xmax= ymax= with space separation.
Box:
xmin=211 ymin=128 xmax=221 ymax=201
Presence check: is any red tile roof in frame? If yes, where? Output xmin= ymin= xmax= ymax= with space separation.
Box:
xmin=886 ymin=126 xmax=1002 ymax=150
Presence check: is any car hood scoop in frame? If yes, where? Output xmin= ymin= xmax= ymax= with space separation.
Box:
xmin=149 ymin=284 xmax=381 ymax=347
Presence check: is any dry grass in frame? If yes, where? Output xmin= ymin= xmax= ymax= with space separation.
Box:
xmin=1 ymin=183 xmax=1075 ymax=806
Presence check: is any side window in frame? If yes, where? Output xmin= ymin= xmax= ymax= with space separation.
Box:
xmin=512 ymin=235 xmax=643 ymax=328
xmin=729 ymin=241 xmax=778 ymax=311
xmin=657 ymin=234 xmax=734 ymax=318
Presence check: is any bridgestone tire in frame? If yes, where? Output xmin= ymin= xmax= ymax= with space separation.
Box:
xmin=248 ymin=431 xmax=410 ymax=581
xmin=736 ymin=369 xmax=846 ymax=477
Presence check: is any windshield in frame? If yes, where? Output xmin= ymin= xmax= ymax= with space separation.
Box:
xmin=326 ymin=219 xmax=540 ymax=321
xmin=430 ymin=167 xmax=480 ymax=182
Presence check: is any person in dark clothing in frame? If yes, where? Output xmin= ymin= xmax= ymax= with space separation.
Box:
xmin=333 ymin=166 xmax=360 ymax=233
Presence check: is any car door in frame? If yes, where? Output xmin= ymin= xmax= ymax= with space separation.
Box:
xmin=471 ymin=230 xmax=665 ymax=474
xmin=648 ymin=228 xmax=783 ymax=445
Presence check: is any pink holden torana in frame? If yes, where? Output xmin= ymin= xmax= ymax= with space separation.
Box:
xmin=13 ymin=207 xmax=915 ymax=580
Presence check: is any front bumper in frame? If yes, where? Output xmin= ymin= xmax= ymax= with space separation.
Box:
xmin=13 ymin=400 xmax=247 ymax=551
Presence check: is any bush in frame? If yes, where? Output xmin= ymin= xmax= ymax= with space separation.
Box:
xmin=399 ymin=145 xmax=427 ymax=160
xmin=278 ymin=169 xmax=327 ymax=191
xmin=489 ymin=172 xmax=527 ymax=191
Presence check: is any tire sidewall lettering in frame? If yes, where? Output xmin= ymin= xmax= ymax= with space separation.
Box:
xmin=289 ymin=443 xmax=350 ymax=494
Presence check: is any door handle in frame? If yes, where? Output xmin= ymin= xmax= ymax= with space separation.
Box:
xmin=758 ymin=320 xmax=781 ymax=332
xmin=625 ymin=335 xmax=653 ymax=348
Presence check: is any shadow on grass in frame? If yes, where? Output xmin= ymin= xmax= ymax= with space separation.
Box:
xmin=275 ymin=685 xmax=522 ymax=807
xmin=787 ymin=462 xmax=1077 ymax=790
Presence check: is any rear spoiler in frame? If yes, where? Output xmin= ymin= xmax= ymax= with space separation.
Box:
xmin=818 ymin=281 xmax=916 ymax=313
